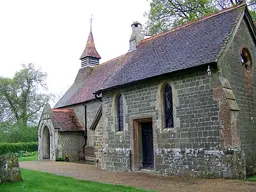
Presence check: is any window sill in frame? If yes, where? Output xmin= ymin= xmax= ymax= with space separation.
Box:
xmin=115 ymin=131 xmax=124 ymax=135
xmin=162 ymin=127 xmax=176 ymax=133
xmin=162 ymin=128 xmax=176 ymax=138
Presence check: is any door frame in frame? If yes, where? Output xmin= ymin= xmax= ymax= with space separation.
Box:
xmin=131 ymin=117 xmax=154 ymax=171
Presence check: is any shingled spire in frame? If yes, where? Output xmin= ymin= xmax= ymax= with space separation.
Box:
xmin=80 ymin=18 xmax=101 ymax=68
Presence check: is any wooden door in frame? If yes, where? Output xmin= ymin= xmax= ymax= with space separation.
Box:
xmin=141 ymin=122 xmax=154 ymax=169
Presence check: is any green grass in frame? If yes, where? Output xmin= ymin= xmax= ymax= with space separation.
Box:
xmin=246 ymin=175 xmax=256 ymax=182
xmin=18 ymin=151 xmax=38 ymax=162
xmin=0 ymin=169 xmax=153 ymax=192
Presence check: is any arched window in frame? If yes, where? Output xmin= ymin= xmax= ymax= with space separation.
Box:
xmin=117 ymin=95 xmax=124 ymax=131
xmin=241 ymin=48 xmax=252 ymax=71
xmin=163 ymin=84 xmax=174 ymax=128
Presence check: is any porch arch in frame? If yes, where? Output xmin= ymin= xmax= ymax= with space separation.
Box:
xmin=38 ymin=121 xmax=56 ymax=161
xmin=42 ymin=126 xmax=50 ymax=159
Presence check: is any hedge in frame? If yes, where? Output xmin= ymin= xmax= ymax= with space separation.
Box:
xmin=0 ymin=142 xmax=38 ymax=155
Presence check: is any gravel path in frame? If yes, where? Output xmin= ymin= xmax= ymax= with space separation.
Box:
xmin=20 ymin=161 xmax=256 ymax=192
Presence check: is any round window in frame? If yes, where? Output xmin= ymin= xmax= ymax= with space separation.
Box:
xmin=241 ymin=48 xmax=252 ymax=71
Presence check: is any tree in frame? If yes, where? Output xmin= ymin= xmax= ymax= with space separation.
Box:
xmin=145 ymin=0 xmax=256 ymax=35
xmin=0 ymin=63 xmax=49 ymax=126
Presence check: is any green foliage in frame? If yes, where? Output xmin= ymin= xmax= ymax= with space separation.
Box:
xmin=246 ymin=175 xmax=256 ymax=181
xmin=0 ymin=142 xmax=38 ymax=155
xmin=19 ymin=151 xmax=38 ymax=162
xmin=0 ymin=63 xmax=49 ymax=127
xmin=0 ymin=169 xmax=153 ymax=192
xmin=56 ymin=157 xmax=65 ymax=161
xmin=145 ymin=0 xmax=256 ymax=35
xmin=0 ymin=122 xmax=37 ymax=143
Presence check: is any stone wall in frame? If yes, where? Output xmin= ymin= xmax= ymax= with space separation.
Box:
xmin=0 ymin=154 xmax=22 ymax=184
xmin=101 ymin=58 xmax=248 ymax=178
xmin=71 ymin=100 xmax=103 ymax=148
xmin=102 ymin=69 xmax=224 ymax=175
xmin=59 ymin=132 xmax=85 ymax=161
xmin=69 ymin=100 xmax=103 ymax=163
xmin=155 ymin=148 xmax=245 ymax=178
xmin=38 ymin=104 xmax=59 ymax=161
xmin=218 ymin=19 xmax=256 ymax=175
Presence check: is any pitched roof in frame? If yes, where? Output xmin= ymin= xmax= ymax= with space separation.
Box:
xmin=102 ymin=4 xmax=245 ymax=90
xmin=80 ymin=31 xmax=101 ymax=59
xmin=52 ymin=108 xmax=84 ymax=132
xmin=55 ymin=4 xmax=247 ymax=109
xmin=54 ymin=54 xmax=127 ymax=108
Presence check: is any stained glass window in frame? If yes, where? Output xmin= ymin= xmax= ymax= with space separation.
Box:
xmin=164 ymin=84 xmax=173 ymax=128
xmin=117 ymin=95 xmax=124 ymax=131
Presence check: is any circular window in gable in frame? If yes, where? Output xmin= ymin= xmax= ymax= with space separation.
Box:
xmin=241 ymin=48 xmax=252 ymax=71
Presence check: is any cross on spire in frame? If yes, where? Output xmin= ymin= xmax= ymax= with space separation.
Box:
xmin=90 ymin=15 xmax=93 ymax=32
xmin=79 ymin=14 xmax=101 ymax=67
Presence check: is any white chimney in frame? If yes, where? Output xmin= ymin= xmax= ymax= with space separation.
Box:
xmin=128 ymin=21 xmax=144 ymax=52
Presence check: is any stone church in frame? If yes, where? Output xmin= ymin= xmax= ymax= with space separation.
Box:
xmin=38 ymin=3 xmax=256 ymax=178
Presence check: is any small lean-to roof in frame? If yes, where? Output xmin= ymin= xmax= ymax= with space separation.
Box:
xmin=52 ymin=108 xmax=84 ymax=132
xmin=80 ymin=31 xmax=101 ymax=59
xmin=102 ymin=4 xmax=245 ymax=90
xmin=54 ymin=54 xmax=127 ymax=108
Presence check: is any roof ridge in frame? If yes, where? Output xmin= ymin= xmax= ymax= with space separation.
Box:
xmin=52 ymin=108 xmax=73 ymax=113
xmin=141 ymin=3 xmax=246 ymax=44
xmin=92 ymin=54 xmax=126 ymax=69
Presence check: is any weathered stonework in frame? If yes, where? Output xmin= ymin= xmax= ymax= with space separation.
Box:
xmin=102 ymin=69 xmax=227 ymax=174
xmin=218 ymin=19 xmax=256 ymax=175
xmin=0 ymin=154 xmax=22 ymax=184
xmin=38 ymin=104 xmax=85 ymax=161
xmin=38 ymin=99 xmax=103 ymax=163
xmin=155 ymin=148 xmax=245 ymax=178
xmin=38 ymin=104 xmax=59 ymax=161
xmin=71 ymin=100 xmax=104 ymax=163
xmin=100 ymin=16 xmax=255 ymax=179
xmin=59 ymin=132 xmax=84 ymax=161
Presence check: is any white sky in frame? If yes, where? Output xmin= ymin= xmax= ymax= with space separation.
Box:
xmin=0 ymin=0 xmax=150 ymax=103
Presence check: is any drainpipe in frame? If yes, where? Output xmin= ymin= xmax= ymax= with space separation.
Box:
xmin=82 ymin=90 xmax=101 ymax=159
xmin=82 ymin=103 xmax=87 ymax=159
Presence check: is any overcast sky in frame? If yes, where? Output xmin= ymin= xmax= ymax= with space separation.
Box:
xmin=0 ymin=0 xmax=150 ymax=104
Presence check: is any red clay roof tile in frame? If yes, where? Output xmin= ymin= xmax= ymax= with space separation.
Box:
xmin=80 ymin=32 xmax=101 ymax=59
xmin=52 ymin=108 xmax=84 ymax=132
xmin=54 ymin=54 xmax=127 ymax=108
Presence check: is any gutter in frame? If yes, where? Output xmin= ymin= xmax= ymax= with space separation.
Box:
xmin=93 ymin=91 xmax=102 ymax=102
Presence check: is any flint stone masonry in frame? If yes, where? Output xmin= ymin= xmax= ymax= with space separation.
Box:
xmin=101 ymin=148 xmax=131 ymax=171
xmin=59 ymin=132 xmax=84 ymax=161
xmin=155 ymin=148 xmax=245 ymax=178
xmin=0 ymin=154 xmax=22 ymax=184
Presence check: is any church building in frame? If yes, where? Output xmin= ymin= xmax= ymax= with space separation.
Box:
xmin=38 ymin=3 xmax=256 ymax=178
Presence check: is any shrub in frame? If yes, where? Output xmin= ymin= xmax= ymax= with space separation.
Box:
xmin=0 ymin=142 xmax=38 ymax=155
xmin=0 ymin=123 xmax=38 ymax=143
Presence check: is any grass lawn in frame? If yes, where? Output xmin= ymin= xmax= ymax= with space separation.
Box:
xmin=0 ymin=169 xmax=153 ymax=192
xmin=246 ymin=176 xmax=256 ymax=182
xmin=18 ymin=152 xmax=38 ymax=162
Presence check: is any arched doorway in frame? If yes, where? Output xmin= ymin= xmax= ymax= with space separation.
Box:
xmin=42 ymin=126 xmax=50 ymax=159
